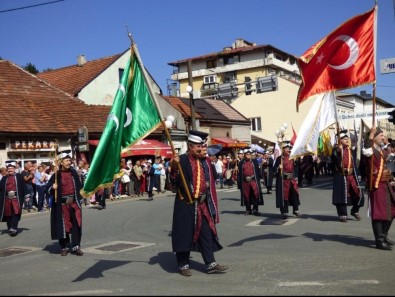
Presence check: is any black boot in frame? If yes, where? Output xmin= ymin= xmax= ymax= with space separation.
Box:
xmin=372 ymin=220 xmax=392 ymax=250
xmin=383 ymin=219 xmax=394 ymax=246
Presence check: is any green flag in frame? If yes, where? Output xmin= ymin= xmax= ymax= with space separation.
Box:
xmin=81 ymin=47 xmax=161 ymax=197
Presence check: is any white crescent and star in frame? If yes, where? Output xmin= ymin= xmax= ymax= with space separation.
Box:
xmin=315 ymin=34 xmax=359 ymax=71
xmin=107 ymin=84 xmax=133 ymax=131
xmin=328 ymin=35 xmax=359 ymax=70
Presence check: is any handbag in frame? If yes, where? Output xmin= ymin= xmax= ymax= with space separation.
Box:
xmin=121 ymin=174 xmax=131 ymax=183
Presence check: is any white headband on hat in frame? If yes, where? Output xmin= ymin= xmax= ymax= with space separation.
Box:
xmin=188 ymin=134 xmax=204 ymax=144
xmin=5 ymin=161 xmax=16 ymax=167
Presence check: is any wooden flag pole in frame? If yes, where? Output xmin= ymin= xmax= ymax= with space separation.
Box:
xmin=126 ymin=27 xmax=193 ymax=204
xmin=369 ymin=83 xmax=377 ymax=191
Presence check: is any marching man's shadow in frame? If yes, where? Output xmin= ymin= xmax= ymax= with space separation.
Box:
xmin=149 ymin=251 xmax=206 ymax=274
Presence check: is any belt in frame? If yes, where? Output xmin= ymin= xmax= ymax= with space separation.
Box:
xmin=196 ymin=193 xmax=207 ymax=204
xmin=381 ymin=169 xmax=392 ymax=182
xmin=343 ymin=168 xmax=353 ymax=175
xmin=244 ymin=176 xmax=255 ymax=182
xmin=7 ymin=190 xmax=16 ymax=197
xmin=61 ymin=195 xmax=74 ymax=204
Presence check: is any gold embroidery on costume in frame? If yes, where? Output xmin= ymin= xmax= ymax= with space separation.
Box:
xmin=375 ymin=149 xmax=384 ymax=188
xmin=195 ymin=159 xmax=201 ymax=199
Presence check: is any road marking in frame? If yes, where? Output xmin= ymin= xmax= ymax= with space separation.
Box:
xmin=30 ymin=289 xmax=119 ymax=296
xmin=278 ymin=280 xmax=379 ymax=287
xmin=0 ymin=246 xmax=41 ymax=258
xmin=246 ymin=218 xmax=298 ymax=226
xmin=83 ymin=241 xmax=155 ymax=255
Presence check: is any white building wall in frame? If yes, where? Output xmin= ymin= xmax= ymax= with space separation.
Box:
xmin=231 ymin=76 xmax=314 ymax=143
xmin=79 ymin=52 xmax=130 ymax=105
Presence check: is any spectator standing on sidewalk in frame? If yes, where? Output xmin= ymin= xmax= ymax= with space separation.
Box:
xmin=21 ymin=161 xmax=35 ymax=212
xmin=215 ymin=156 xmax=224 ymax=189
xmin=34 ymin=164 xmax=48 ymax=212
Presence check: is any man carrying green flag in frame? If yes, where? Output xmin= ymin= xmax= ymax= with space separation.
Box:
xmin=81 ymin=46 xmax=161 ymax=198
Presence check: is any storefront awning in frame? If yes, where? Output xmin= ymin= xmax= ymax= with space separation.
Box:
xmin=211 ymin=137 xmax=248 ymax=148
xmin=88 ymin=139 xmax=173 ymax=158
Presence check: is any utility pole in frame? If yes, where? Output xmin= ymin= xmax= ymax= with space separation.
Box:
xmin=187 ymin=60 xmax=197 ymax=130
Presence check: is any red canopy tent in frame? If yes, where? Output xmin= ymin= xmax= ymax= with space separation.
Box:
xmin=88 ymin=139 xmax=173 ymax=158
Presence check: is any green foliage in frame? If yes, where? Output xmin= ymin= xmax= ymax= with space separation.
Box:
xmin=23 ymin=62 xmax=39 ymax=74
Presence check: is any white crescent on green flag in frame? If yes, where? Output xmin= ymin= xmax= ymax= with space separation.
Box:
xmin=81 ymin=47 xmax=161 ymax=197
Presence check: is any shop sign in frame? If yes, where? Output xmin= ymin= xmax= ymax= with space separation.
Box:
xmin=10 ymin=140 xmax=57 ymax=150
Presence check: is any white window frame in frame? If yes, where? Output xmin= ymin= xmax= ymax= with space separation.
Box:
xmin=250 ymin=117 xmax=262 ymax=132
xmin=203 ymin=75 xmax=217 ymax=84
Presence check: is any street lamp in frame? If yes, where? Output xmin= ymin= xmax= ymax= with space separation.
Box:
xmin=187 ymin=60 xmax=197 ymax=130
xmin=165 ymin=115 xmax=175 ymax=129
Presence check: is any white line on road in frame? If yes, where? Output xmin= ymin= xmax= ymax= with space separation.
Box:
xmin=278 ymin=280 xmax=379 ymax=287
xmin=29 ymin=289 xmax=118 ymax=296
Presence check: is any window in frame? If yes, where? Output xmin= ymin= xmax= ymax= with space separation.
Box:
xmin=223 ymin=55 xmax=239 ymax=65
xmin=206 ymin=60 xmax=217 ymax=68
xmin=118 ymin=68 xmax=124 ymax=83
xmin=250 ymin=117 xmax=262 ymax=131
xmin=203 ymin=75 xmax=217 ymax=84
xmin=223 ymin=71 xmax=236 ymax=83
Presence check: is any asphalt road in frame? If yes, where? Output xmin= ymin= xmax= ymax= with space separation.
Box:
xmin=0 ymin=175 xmax=394 ymax=296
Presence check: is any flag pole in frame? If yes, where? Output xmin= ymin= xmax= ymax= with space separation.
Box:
xmin=369 ymin=83 xmax=377 ymax=190
xmin=53 ymin=139 xmax=59 ymax=203
xmin=126 ymin=27 xmax=193 ymax=204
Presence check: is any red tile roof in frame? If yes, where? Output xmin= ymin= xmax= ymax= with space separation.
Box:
xmin=160 ymin=95 xmax=249 ymax=124
xmin=167 ymin=44 xmax=296 ymax=66
xmin=37 ymin=51 xmax=126 ymax=96
xmin=0 ymin=60 xmax=110 ymax=135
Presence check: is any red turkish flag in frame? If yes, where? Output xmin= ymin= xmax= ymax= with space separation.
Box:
xmin=297 ymin=6 xmax=376 ymax=110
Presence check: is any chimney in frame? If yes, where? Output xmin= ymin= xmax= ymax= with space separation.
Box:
xmin=360 ymin=90 xmax=371 ymax=98
xmin=77 ymin=54 xmax=86 ymax=66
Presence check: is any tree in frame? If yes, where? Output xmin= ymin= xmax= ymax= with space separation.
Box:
xmin=23 ymin=62 xmax=39 ymax=74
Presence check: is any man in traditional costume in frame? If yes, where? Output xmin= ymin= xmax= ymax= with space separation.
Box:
xmin=363 ymin=127 xmax=395 ymax=250
xmin=0 ymin=160 xmax=30 ymax=236
xmin=171 ymin=130 xmax=228 ymax=277
xmin=261 ymin=150 xmax=274 ymax=194
xmin=331 ymin=129 xmax=364 ymax=223
xmin=237 ymin=149 xmax=263 ymax=215
xmin=46 ymin=150 xmax=85 ymax=256
xmin=273 ymin=141 xmax=300 ymax=220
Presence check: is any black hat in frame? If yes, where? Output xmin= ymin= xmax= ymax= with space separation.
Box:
xmin=187 ymin=130 xmax=209 ymax=144
xmin=58 ymin=149 xmax=72 ymax=160
xmin=339 ymin=129 xmax=349 ymax=139
xmin=5 ymin=160 xmax=17 ymax=168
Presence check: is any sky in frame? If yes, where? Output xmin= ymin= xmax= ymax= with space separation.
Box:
xmin=1 ymin=0 xmax=394 ymax=104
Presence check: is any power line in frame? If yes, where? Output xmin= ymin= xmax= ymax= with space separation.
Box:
xmin=0 ymin=0 xmax=65 ymax=13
